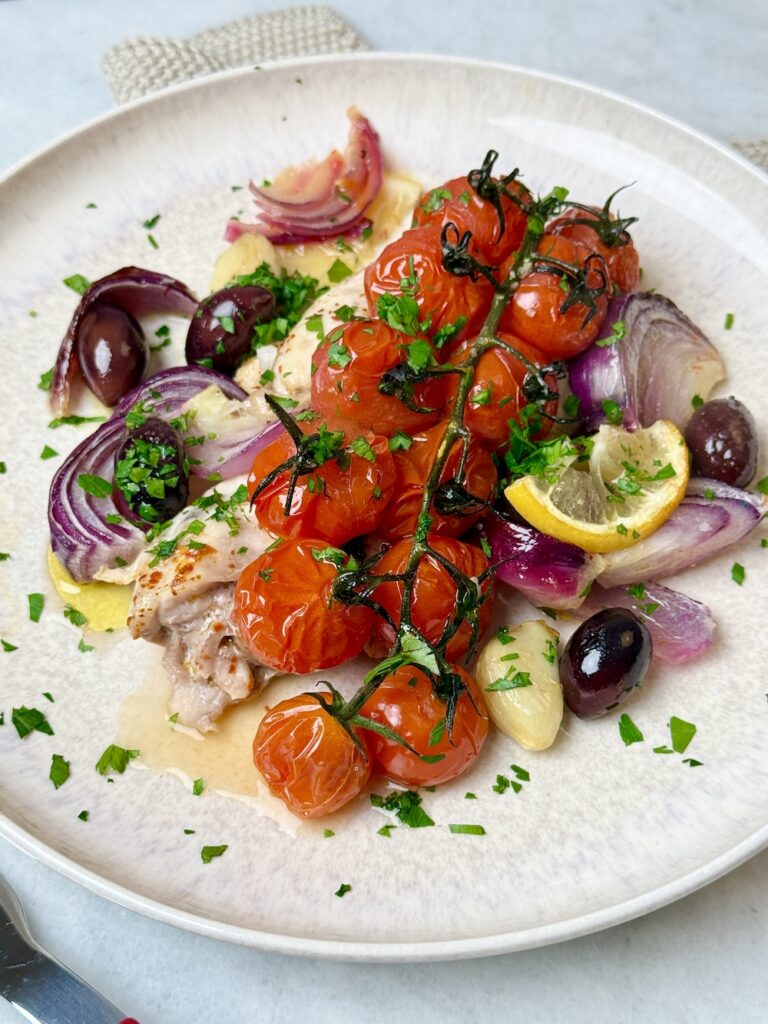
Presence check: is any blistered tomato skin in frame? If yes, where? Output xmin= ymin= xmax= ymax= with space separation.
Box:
xmin=233 ymin=540 xmax=373 ymax=674
xmin=247 ymin=428 xmax=395 ymax=545
xmin=499 ymin=235 xmax=608 ymax=359
xmin=364 ymin=225 xmax=494 ymax=345
xmin=446 ymin=333 xmax=556 ymax=449
xmin=560 ymin=608 xmax=652 ymax=719
xmin=310 ymin=319 xmax=445 ymax=435
xmin=77 ymin=303 xmax=148 ymax=406
xmin=185 ymin=285 xmax=276 ymax=373
xmin=366 ymin=535 xmax=494 ymax=661
xmin=254 ymin=692 xmax=371 ymax=818
xmin=684 ymin=397 xmax=758 ymax=488
xmin=378 ymin=420 xmax=497 ymax=541
xmin=411 ymin=174 xmax=530 ymax=266
xmin=548 ymin=208 xmax=640 ymax=293
xmin=360 ymin=665 xmax=489 ymax=788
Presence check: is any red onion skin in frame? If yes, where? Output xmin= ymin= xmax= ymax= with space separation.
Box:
xmin=52 ymin=267 xmax=198 ymax=415
xmin=225 ymin=109 xmax=383 ymax=246
xmin=482 ymin=514 xmax=604 ymax=610
xmin=575 ymin=582 xmax=714 ymax=665
xmin=568 ymin=293 xmax=724 ymax=432
xmin=598 ymin=478 xmax=765 ymax=588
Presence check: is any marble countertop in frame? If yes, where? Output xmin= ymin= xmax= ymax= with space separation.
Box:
xmin=1 ymin=2 xmax=766 ymax=1022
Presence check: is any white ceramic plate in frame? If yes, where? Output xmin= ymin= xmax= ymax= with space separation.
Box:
xmin=1 ymin=54 xmax=767 ymax=962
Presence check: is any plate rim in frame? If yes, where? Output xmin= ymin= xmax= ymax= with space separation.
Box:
xmin=2 ymin=51 xmax=767 ymax=961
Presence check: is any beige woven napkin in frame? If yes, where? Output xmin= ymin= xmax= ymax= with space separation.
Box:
xmin=103 ymin=5 xmax=368 ymax=104
xmin=103 ymin=7 xmax=767 ymax=172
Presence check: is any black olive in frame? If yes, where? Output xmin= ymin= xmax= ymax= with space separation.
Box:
xmin=77 ymin=303 xmax=148 ymax=406
xmin=560 ymin=608 xmax=652 ymax=718
xmin=684 ymin=397 xmax=758 ymax=488
xmin=185 ymin=285 xmax=276 ymax=373
xmin=114 ymin=416 xmax=189 ymax=527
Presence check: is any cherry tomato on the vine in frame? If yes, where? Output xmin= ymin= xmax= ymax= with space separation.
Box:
xmin=310 ymin=318 xmax=445 ymax=436
xmin=247 ymin=424 xmax=395 ymax=544
xmin=498 ymin=234 xmax=608 ymax=359
xmin=364 ymin=226 xmax=495 ymax=347
xmin=233 ymin=539 xmax=373 ymax=674
xmin=366 ymin=534 xmax=494 ymax=662
xmin=412 ymin=174 xmax=530 ymax=266
xmin=253 ymin=692 xmax=371 ymax=818
xmin=360 ymin=664 xmax=489 ymax=788
xmin=446 ymin=332 xmax=557 ymax=450
xmin=377 ymin=420 xmax=497 ymax=542
xmin=549 ymin=206 xmax=640 ymax=293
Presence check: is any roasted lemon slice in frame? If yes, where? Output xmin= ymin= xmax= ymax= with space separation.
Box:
xmin=504 ymin=420 xmax=689 ymax=553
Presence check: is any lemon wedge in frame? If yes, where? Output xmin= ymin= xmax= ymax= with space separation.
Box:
xmin=504 ymin=420 xmax=689 ymax=553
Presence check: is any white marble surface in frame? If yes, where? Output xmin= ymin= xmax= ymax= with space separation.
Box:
xmin=0 ymin=1 xmax=766 ymax=1022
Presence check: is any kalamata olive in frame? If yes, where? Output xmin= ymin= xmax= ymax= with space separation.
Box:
xmin=684 ymin=397 xmax=758 ymax=487
xmin=114 ymin=416 xmax=189 ymax=527
xmin=185 ymin=285 xmax=276 ymax=373
xmin=560 ymin=608 xmax=652 ymax=719
xmin=77 ymin=303 xmax=148 ymax=406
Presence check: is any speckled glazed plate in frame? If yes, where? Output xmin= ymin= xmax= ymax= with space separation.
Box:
xmin=1 ymin=54 xmax=767 ymax=961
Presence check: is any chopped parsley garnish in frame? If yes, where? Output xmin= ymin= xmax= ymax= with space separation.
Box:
xmin=724 ymin=312 xmax=734 ymax=330
xmin=601 ymin=399 xmax=623 ymax=425
xmin=63 ymin=604 xmax=87 ymax=627
xmin=377 ymin=824 xmax=396 ymax=837
xmin=95 ymin=744 xmax=139 ymax=775
xmin=510 ymin=764 xmax=530 ymax=781
xmin=669 ymin=716 xmax=696 ymax=754
xmin=1 ymin=639 xmax=18 ymax=652
xmin=334 ymin=304 xmax=363 ymax=322
xmin=28 ymin=593 xmax=44 ymax=622
xmin=192 ymin=777 xmax=205 ymax=796
xmin=306 ymin=313 xmax=325 ymax=341
xmin=0 ymin=553 xmax=10 ymax=561
xmin=201 ymin=844 xmax=228 ymax=864
xmin=147 ymin=233 xmax=159 ymax=249
xmin=370 ymin=789 xmax=435 ymax=828
xmin=542 ymin=638 xmax=557 ymax=664
xmin=594 ymin=319 xmax=627 ymax=347
xmin=38 ymin=367 xmax=54 ymax=391
xmin=350 ymin=436 xmax=376 ymax=462
xmin=232 ymin=263 xmax=325 ymax=350
xmin=48 ymin=414 xmax=106 ymax=429
xmin=269 ymin=394 xmax=299 ymax=410
xmin=627 ymin=582 xmax=646 ymax=599
xmin=504 ymin=407 xmax=591 ymax=484
xmin=143 ymin=213 xmax=161 ymax=229
xmin=563 ymin=393 xmax=581 ymax=418
xmin=496 ymin=626 xmax=514 ymax=645
xmin=464 ymin=792 xmax=477 ymax=800
xmin=335 ymin=882 xmax=352 ymax=897
xmin=419 ymin=186 xmax=453 ymax=214
xmin=40 ymin=445 xmax=58 ymax=460
xmin=78 ymin=810 xmax=89 ymax=821
xmin=388 ymin=431 xmax=413 ymax=452
xmin=12 ymin=706 xmax=54 ymax=738
xmin=432 ymin=315 xmax=468 ymax=350
xmin=376 ymin=293 xmax=426 ymax=337
xmin=691 ymin=393 xmax=704 ymax=410
xmin=63 ymin=274 xmax=90 ymax=295
xmin=328 ymin=340 xmax=351 ymax=368
xmin=485 ymin=670 xmax=532 ymax=692
xmin=448 ymin=824 xmax=486 ymax=835
xmin=756 ymin=477 xmax=768 ymax=496
xmin=618 ymin=713 xmax=644 ymax=746
xmin=323 ymin=828 xmax=335 ymax=838
xmin=77 ymin=474 xmax=113 ymax=499
xmin=42 ymin=692 xmax=54 ymax=703
xmin=327 ymin=258 xmax=353 ymax=283
xmin=50 ymin=754 xmax=71 ymax=789
xmin=731 ymin=561 xmax=745 ymax=585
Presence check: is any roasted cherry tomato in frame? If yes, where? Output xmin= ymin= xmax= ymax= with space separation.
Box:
xmin=364 ymin=226 xmax=494 ymax=347
xmin=549 ymin=206 xmax=640 ymax=293
xmin=412 ymin=174 xmax=530 ymax=266
xmin=366 ymin=534 xmax=494 ymax=662
xmin=446 ymin=332 xmax=557 ymax=449
xmin=377 ymin=420 xmax=497 ymax=542
xmin=247 ymin=424 xmax=395 ymax=545
xmin=310 ymin=318 xmax=445 ymax=436
xmin=233 ymin=539 xmax=373 ymax=673
xmin=498 ymin=234 xmax=608 ymax=359
xmin=254 ymin=692 xmax=371 ymax=818
xmin=360 ymin=665 xmax=489 ymax=787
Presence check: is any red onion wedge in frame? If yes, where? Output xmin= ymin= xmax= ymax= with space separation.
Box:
xmin=575 ymin=582 xmax=715 ymax=665
xmin=48 ymin=417 xmax=144 ymax=582
xmin=568 ymin=293 xmax=725 ymax=432
xmin=50 ymin=367 xmax=254 ymax=581
xmin=598 ymin=478 xmax=766 ymax=588
xmin=52 ymin=267 xmax=198 ymax=415
xmin=225 ymin=108 xmax=383 ymax=245
xmin=481 ymin=514 xmax=605 ymax=610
